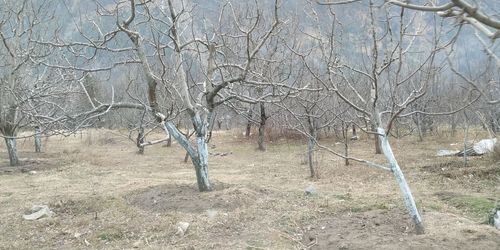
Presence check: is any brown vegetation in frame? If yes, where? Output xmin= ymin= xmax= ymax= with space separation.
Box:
xmin=0 ymin=129 xmax=499 ymax=249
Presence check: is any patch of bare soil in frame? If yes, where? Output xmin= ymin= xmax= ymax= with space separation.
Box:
xmin=50 ymin=196 xmax=116 ymax=217
xmin=422 ymin=160 xmax=500 ymax=180
xmin=302 ymin=209 xmax=500 ymax=250
xmin=125 ymin=182 xmax=265 ymax=214
xmin=302 ymin=209 xmax=410 ymax=249
xmin=422 ymin=160 xmax=473 ymax=172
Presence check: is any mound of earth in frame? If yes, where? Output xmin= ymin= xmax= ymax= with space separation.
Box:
xmin=302 ymin=209 xmax=500 ymax=249
xmin=125 ymin=182 xmax=264 ymax=213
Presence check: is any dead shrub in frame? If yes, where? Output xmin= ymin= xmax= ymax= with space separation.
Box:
xmin=266 ymin=127 xmax=304 ymax=141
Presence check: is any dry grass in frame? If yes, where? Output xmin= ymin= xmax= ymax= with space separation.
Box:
xmin=0 ymin=129 xmax=499 ymax=249
xmin=491 ymin=142 xmax=500 ymax=162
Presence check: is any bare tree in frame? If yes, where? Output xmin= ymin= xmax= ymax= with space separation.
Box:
xmin=386 ymin=0 xmax=500 ymax=40
xmin=0 ymin=0 xmax=69 ymax=165
xmin=111 ymin=0 xmax=282 ymax=191
xmin=282 ymin=91 xmax=341 ymax=178
xmin=292 ymin=0 xmax=475 ymax=234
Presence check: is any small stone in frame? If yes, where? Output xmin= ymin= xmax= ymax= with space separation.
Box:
xmin=206 ymin=209 xmax=218 ymax=219
xmin=305 ymin=184 xmax=317 ymax=196
xmin=338 ymin=242 xmax=348 ymax=249
xmin=132 ymin=240 xmax=142 ymax=248
xmin=176 ymin=221 xmax=190 ymax=236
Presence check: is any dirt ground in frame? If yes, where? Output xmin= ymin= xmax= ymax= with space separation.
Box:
xmin=0 ymin=129 xmax=499 ymax=249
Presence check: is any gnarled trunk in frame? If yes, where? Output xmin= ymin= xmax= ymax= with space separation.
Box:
xmin=377 ymin=127 xmax=424 ymax=234
xmin=163 ymin=121 xmax=212 ymax=192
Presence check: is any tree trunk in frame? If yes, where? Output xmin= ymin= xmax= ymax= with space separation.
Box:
xmin=345 ymin=126 xmax=350 ymax=166
xmin=245 ymin=108 xmax=253 ymax=138
xmin=193 ymin=136 xmax=211 ymax=191
xmin=307 ymin=136 xmax=315 ymax=178
xmin=489 ymin=115 xmax=499 ymax=134
xmin=343 ymin=122 xmax=350 ymax=166
xmin=4 ymin=137 xmax=19 ymax=166
xmin=215 ymin=119 xmax=221 ymax=130
xmin=258 ymin=124 xmax=266 ymax=151
xmin=306 ymin=114 xmax=318 ymax=177
xmin=166 ymin=133 xmax=172 ymax=147
xmin=373 ymin=124 xmax=382 ymax=154
xmin=245 ymin=121 xmax=252 ymax=138
xmin=463 ymin=117 xmax=469 ymax=167
xmin=344 ymin=141 xmax=349 ymax=166
xmin=416 ymin=115 xmax=423 ymax=142
xmin=451 ymin=114 xmax=457 ymax=137
xmin=377 ymin=127 xmax=424 ymax=234
xmin=137 ymin=127 xmax=145 ymax=154
xmin=34 ymin=126 xmax=42 ymax=153
xmin=258 ymin=102 xmax=266 ymax=151
xmin=163 ymin=121 xmax=212 ymax=192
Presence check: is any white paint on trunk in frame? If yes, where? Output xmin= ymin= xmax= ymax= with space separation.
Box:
xmin=195 ymin=136 xmax=211 ymax=191
xmin=377 ymin=127 xmax=424 ymax=234
xmin=162 ymin=121 xmax=211 ymax=191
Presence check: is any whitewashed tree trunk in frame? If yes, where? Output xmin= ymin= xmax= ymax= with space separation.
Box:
xmin=377 ymin=127 xmax=424 ymax=234
xmin=163 ymin=121 xmax=212 ymax=191
xmin=34 ymin=126 xmax=42 ymax=153
xmin=5 ymin=137 xmax=19 ymax=166
xmin=194 ymin=136 xmax=211 ymax=191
